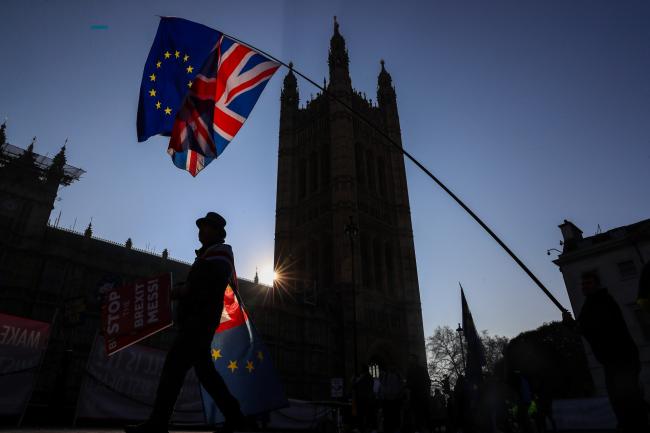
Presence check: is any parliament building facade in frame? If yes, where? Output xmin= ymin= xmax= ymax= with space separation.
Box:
xmin=0 ymin=20 xmax=426 ymax=421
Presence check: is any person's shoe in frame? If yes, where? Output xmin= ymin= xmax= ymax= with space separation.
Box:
xmin=124 ymin=420 xmax=169 ymax=433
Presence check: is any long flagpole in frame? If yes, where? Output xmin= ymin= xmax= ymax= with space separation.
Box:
xmin=222 ymin=32 xmax=569 ymax=315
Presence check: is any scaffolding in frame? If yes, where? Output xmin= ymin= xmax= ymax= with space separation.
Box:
xmin=0 ymin=142 xmax=85 ymax=185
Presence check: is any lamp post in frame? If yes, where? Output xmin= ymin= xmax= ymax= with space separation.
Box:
xmin=344 ymin=216 xmax=359 ymax=377
xmin=456 ymin=323 xmax=466 ymax=374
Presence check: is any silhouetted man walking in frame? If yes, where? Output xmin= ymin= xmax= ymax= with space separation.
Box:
xmin=563 ymin=270 xmax=648 ymax=432
xmin=126 ymin=212 xmax=244 ymax=433
xmin=406 ymin=354 xmax=431 ymax=433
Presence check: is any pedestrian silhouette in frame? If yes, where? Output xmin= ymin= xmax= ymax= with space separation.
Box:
xmin=125 ymin=212 xmax=245 ymax=433
xmin=406 ymin=354 xmax=431 ymax=433
xmin=563 ymin=270 xmax=649 ymax=432
xmin=379 ymin=365 xmax=405 ymax=433
xmin=430 ymin=388 xmax=446 ymax=432
xmin=353 ymin=364 xmax=377 ymax=433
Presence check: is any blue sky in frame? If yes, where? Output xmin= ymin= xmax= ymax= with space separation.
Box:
xmin=2 ymin=0 xmax=649 ymax=338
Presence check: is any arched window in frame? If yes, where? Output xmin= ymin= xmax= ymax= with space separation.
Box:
xmin=310 ymin=152 xmax=319 ymax=192
xmin=385 ymin=242 xmax=394 ymax=290
xmin=369 ymin=363 xmax=380 ymax=378
xmin=298 ymin=158 xmax=307 ymax=199
xmin=321 ymin=142 xmax=330 ymax=186
xmin=373 ymin=238 xmax=383 ymax=292
xmin=366 ymin=150 xmax=375 ymax=190
xmin=361 ymin=234 xmax=371 ymax=288
xmin=355 ymin=142 xmax=364 ymax=185
xmin=377 ymin=156 xmax=387 ymax=197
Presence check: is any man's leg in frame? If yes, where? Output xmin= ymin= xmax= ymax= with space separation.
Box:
xmin=125 ymin=333 xmax=195 ymax=433
xmin=193 ymin=335 xmax=244 ymax=423
xmin=149 ymin=332 xmax=195 ymax=424
xmin=605 ymin=366 xmax=648 ymax=432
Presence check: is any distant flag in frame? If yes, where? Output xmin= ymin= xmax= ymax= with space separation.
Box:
xmin=199 ymin=244 xmax=288 ymax=422
xmin=460 ymin=284 xmax=486 ymax=386
xmin=137 ymin=17 xmax=279 ymax=176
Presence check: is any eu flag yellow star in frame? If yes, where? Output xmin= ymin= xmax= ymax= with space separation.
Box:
xmin=187 ymin=81 xmax=193 ymax=88
xmin=228 ymin=360 xmax=238 ymax=373
xmin=211 ymin=348 xmax=222 ymax=360
xmin=164 ymin=51 xmax=171 ymax=59
xmin=175 ymin=50 xmax=180 ymax=58
xmin=156 ymin=61 xmax=162 ymax=68
xmin=246 ymin=360 xmax=255 ymax=373
xmin=183 ymin=54 xmax=189 ymax=62
xmin=164 ymin=107 xmax=172 ymax=115
xmin=149 ymin=73 xmax=156 ymax=82
xmin=186 ymin=65 xmax=194 ymax=74
xmin=155 ymin=101 xmax=161 ymax=109
xmin=149 ymin=89 xmax=156 ymax=97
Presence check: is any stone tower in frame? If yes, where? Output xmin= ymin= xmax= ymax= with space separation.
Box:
xmin=0 ymin=129 xmax=83 ymax=243
xmin=274 ymin=19 xmax=426 ymax=386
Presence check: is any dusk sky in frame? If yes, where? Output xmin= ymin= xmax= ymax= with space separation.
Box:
xmin=1 ymin=0 xmax=649 ymax=339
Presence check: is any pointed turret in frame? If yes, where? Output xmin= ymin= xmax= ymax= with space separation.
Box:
xmin=377 ymin=60 xmax=396 ymax=108
xmin=377 ymin=60 xmax=401 ymax=139
xmin=328 ymin=17 xmax=351 ymax=90
xmin=84 ymin=221 xmax=93 ymax=238
xmin=0 ymin=121 xmax=6 ymax=146
xmin=15 ymin=137 xmax=36 ymax=167
xmin=46 ymin=145 xmax=67 ymax=184
xmin=281 ymin=62 xmax=299 ymax=109
xmin=280 ymin=62 xmax=299 ymax=137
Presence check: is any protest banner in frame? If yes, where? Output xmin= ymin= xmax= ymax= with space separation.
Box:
xmin=0 ymin=312 xmax=51 ymax=416
xmin=101 ymin=273 xmax=172 ymax=355
xmin=76 ymin=335 xmax=204 ymax=424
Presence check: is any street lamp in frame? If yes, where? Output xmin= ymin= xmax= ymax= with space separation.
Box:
xmin=456 ymin=323 xmax=466 ymax=374
xmin=344 ymin=215 xmax=359 ymax=377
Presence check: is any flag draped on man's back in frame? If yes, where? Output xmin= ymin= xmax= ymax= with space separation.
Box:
xmin=137 ymin=17 xmax=279 ymax=176
xmin=199 ymin=244 xmax=288 ymax=422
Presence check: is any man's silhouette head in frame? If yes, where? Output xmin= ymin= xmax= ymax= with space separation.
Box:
xmin=581 ymin=270 xmax=601 ymax=296
xmin=196 ymin=212 xmax=227 ymax=246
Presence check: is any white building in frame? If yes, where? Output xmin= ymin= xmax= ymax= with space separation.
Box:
xmin=553 ymin=218 xmax=650 ymax=398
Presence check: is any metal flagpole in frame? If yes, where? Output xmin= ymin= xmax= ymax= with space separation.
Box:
xmin=72 ymin=329 xmax=100 ymax=427
xmin=18 ymin=308 xmax=59 ymax=427
xmin=222 ymin=31 xmax=569 ymax=315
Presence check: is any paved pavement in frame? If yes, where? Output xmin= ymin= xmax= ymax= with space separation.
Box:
xmin=0 ymin=427 xmax=614 ymax=433
xmin=1 ymin=429 xmax=215 ymax=433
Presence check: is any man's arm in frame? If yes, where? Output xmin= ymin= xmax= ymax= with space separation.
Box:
xmin=562 ymin=310 xmax=580 ymax=333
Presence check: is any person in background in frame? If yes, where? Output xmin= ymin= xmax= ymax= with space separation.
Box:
xmin=563 ymin=270 xmax=649 ymax=433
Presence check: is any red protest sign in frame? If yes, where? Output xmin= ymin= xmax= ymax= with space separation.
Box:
xmin=0 ymin=313 xmax=51 ymax=415
xmin=101 ymin=273 xmax=173 ymax=356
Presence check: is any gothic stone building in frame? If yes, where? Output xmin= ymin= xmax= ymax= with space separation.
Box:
xmin=0 ymin=20 xmax=427 ymax=420
xmin=0 ymin=130 xmax=312 ymax=418
xmin=273 ymin=19 xmax=426 ymax=391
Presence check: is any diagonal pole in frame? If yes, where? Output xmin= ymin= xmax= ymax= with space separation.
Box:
xmin=223 ymin=32 xmax=569 ymax=315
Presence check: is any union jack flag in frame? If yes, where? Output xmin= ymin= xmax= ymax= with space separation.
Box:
xmin=168 ymin=35 xmax=280 ymax=176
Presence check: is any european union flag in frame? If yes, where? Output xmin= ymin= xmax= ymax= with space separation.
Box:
xmin=137 ymin=17 xmax=220 ymax=142
xmin=202 ymin=286 xmax=288 ymax=423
